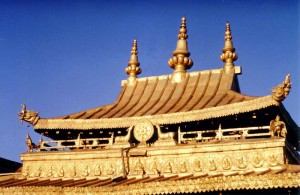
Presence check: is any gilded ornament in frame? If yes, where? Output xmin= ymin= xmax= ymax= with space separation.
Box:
xmin=209 ymin=159 xmax=217 ymax=171
xmin=58 ymin=166 xmax=64 ymax=177
xmin=94 ymin=164 xmax=102 ymax=176
xmin=269 ymin=154 xmax=278 ymax=167
xmin=133 ymin=121 xmax=154 ymax=145
xmin=236 ymin=155 xmax=247 ymax=169
xmin=81 ymin=165 xmax=89 ymax=177
xmin=25 ymin=133 xmax=37 ymax=152
xmin=125 ymin=39 xmax=141 ymax=84
xmin=70 ymin=166 xmax=76 ymax=177
xmin=270 ymin=115 xmax=287 ymax=138
xmin=168 ymin=17 xmax=193 ymax=83
xmin=133 ymin=159 xmax=145 ymax=175
xmin=18 ymin=104 xmax=40 ymax=126
xmin=220 ymin=23 xmax=238 ymax=73
xmin=106 ymin=163 xmax=115 ymax=175
xmin=222 ymin=156 xmax=232 ymax=170
xmin=253 ymin=155 xmax=264 ymax=168
xmin=271 ymin=74 xmax=292 ymax=101
xmin=179 ymin=161 xmax=188 ymax=173
xmin=114 ymin=126 xmax=133 ymax=144
xmin=150 ymin=160 xmax=161 ymax=175
xmin=164 ymin=161 xmax=173 ymax=173
xmin=194 ymin=159 xmax=202 ymax=172
xmin=47 ymin=166 xmax=54 ymax=177
xmin=156 ymin=125 xmax=175 ymax=140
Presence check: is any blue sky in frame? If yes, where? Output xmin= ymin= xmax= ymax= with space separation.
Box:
xmin=0 ymin=0 xmax=299 ymax=162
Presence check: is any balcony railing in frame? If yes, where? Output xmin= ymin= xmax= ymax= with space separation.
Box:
xmin=38 ymin=134 xmax=114 ymax=151
xmin=178 ymin=125 xmax=271 ymax=144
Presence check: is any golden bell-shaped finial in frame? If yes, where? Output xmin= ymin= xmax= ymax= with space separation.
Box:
xmin=168 ymin=17 xmax=193 ymax=83
xmin=125 ymin=39 xmax=141 ymax=84
xmin=220 ymin=23 xmax=238 ymax=73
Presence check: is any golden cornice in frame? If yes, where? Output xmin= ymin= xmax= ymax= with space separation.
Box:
xmin=0 ymin=171 xmax=299 ymax=194
xmin=168 ymin=17 xmax=193 ymax=83
xmin=34 ymin=95 xmax=279 ymax=130
xmin=220 ymin=23 xmax=238 ymax=74
xmin=125 ymin=39 xmax=141 ymax=85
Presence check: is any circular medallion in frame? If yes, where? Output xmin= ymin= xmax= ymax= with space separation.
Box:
xmin=133 ymin=121 xmax=154 ymax=143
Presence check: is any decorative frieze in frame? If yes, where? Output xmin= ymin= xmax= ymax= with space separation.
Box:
xmin=21 ymin=139 xmax=285 ymax=179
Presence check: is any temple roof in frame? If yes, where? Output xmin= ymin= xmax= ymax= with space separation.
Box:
xmin=34 ymin=66 xmax=282 ymax=130
xmin=20 ymin=18 xmax=291 ymax=130
xmin=62 ymin=67 xmax=244 ymax=119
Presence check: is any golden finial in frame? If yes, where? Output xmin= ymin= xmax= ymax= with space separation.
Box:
xmin=168 ymin=17 xmax=193 ymax=83
xmin=220 ymin=22 xmax=238 ymax=73
xmin=125 ymin=39 xmax=141 ymax=84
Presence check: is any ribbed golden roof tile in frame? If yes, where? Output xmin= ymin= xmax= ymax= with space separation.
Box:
xmin=32 ymin=66 xmax=284 ymax=130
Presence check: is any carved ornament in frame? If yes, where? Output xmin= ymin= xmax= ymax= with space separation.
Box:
xmin=272 ymin=74 xmax=291 ymax=101
xmin=133 ymin=120 xmax=154 ymax=145
xmin=18 ymin=104 xmax=40 ymax=126
xmin=269 ymin=115 xmax=287 ymax=138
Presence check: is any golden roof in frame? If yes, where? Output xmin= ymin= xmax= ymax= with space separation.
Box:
xmin=11 ymin=18 xmax=299 ymax=195
xmin=34 ymin=67 xmax=281 ymax=130
xmin=18 ymin=18 xmax=291 ymax=130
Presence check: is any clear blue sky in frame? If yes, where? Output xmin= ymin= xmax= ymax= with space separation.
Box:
xmin=0 ymin=0 xmax=299 ymax=162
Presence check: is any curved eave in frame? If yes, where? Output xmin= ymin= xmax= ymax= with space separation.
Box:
xmin=34 ymin=95 xmax=279 ymax=130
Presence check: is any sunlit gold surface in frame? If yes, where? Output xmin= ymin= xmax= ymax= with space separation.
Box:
xmin=7 ymin=19 xmax=299 ymax=195
xmin=168 ymin=17 xmax=193 ymax=83
xmin=270 ymin=115 xmax=287 ymax=138
xmin=125 ymin=39 xmax=141 ymax=85
xmin=220 ymin=23 xmax=238 ymax=74
xmin=272 ymin=74 xmax=292 ymax=101
xmin=0 ymin=170 xmax=300 ymax=195
xmin=34 ymin=95 xmax=278 ymax=130
xmin=20 ymin=138 xmax=285 ymax=178
xmin=18 ymin=104 xmax=39 ymax=126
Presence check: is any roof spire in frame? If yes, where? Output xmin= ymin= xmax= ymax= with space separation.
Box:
xmin=220 ymin=23 xmax=238 ymax=73
xmin=168 ymin=17 xmax=193 ymax=83
xmin=125 ymin=39 xmax=141 ymax=84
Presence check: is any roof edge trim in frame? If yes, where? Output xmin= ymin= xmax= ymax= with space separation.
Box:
xmin=35 ymin=95 xmax=278 ymax=130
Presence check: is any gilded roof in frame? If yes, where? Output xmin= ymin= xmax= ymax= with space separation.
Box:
xmin=63 ymin=68 xmax=244 ymax=119
xmin=33 ymin=66 xmax=280 ymax=130
xmin=29 ymin=19 xmax=289 ymax=130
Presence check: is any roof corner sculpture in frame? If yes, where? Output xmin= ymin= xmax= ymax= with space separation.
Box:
xmin=125 ymin=39 xmax=141 ymax=85
xmin=272 ymin=73 xmax=292 ymax=101
xmin=220 ymin=22 xmax=238 ymax=74
xmin=18 ymin=104 xmax=40 ymax=126
xmin=168 ymin=17 xmax=193 ymax=83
